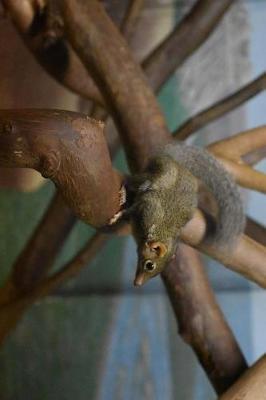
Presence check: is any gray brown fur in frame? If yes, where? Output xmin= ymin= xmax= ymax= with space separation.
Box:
xmin=125 ymin=144 xmax=245 ymax=285
xmin=127 ymin=154 xmax=198 ymax=279
xmin=164 ymin=143 xmax=245 ymax=247
xmin=130 ymin=155 xmax=198 ymax=245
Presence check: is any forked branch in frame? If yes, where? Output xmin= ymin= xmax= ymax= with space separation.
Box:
xmin=3 ymin=0 xmax=233 ymax=104
xmin=0 ymin=2 xmax=261 ymax=395
xmin=208 ymin=126 xmax=266 ymax=193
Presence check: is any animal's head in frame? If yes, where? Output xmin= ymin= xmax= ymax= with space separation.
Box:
xmin=134 ymin=239 xmax=176 ymax=286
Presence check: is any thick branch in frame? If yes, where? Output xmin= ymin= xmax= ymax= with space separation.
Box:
xmin=4 ymin=0 xmax=233 ymax=106
xmin=2 ymin=238 xmax=247 ymax=392
xmin=0 ymin=109 xmax=121 ymax=226
xmin=61 ymin=0 xmax=169 ymax=172
xmin=174 ymin=73 xmax=266 ymax=140
xmin=3 ymin=0 xmax=103 ymax=104
xmin=219 ymin=356 xmax=266 ymax=400
xmin=61 ymin=1 xmax=248 ymax=393
xmin=162 ymin=244 xmax=247 ymax=394
xmin=2 ymin=1 xmax=264 ymax=296
xmin=0 ymin=0 xmax=140 ymax=344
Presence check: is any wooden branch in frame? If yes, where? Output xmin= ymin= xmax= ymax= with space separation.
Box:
xmin=0 ymin=107 xmax=121 ymax=336
xmin=0 ymin=2 xmax=262 ymax=394
xmin=2 ymin=0 xmax=43 ymax=31
xmin=0 ymin=0 xmax=143 ymax=294
xmin=245 ymin=218 xmax=266 ymax=247
xmin=182 ymin=212 xmax=266 ymax=288
xmin=0 ymin=0 xmax=140 ymax=344
xmin=61 ymin=0 xmax=169 ymax=172
xmin=4 ymin=0 xmax=233 ymax=106
xmin=162 ymin=244 xmax=247 ymax=395
xmin=60 ymin=1 xmax=248 ymax=392
xmin=28 ymin=232 xmax=109 ymax=298
xmin=0 ymin=191 xmax=74 ymax=307
xmin=243 ymin=146 xmax=266 ymax=166
xmin=207 ymin=126 xmax=266 ymax=192
xmin=219 ymin=355 xmax=266 ymax=400
xmin=1 ymin=1 xmax=265 ymax=296
xmin=174 ymin=73 xmax=266 ymax=140
xmin=0 ymin=231 xmax=109 ymax=344
xmin=3 ymin=0 xmax=103 ymax=104
xmin=87 ymin=0 xmax=144 ymax=153
xmin=7 ymin=191 xmax=75 ymax=295
xmin=209 ymin=126 xmax=266 ymax=160
xmin=216 ymin=158 xmax=266 ymax=194
xmin=143 ymin=0 xmax=233 ymax=92
xmin=120 ymin=0 xmax=144 ymax=39
xmin=62 ymin=0 xmax=265 ymax=316
xmin=0 ymin=109 xmax=121 ymax=226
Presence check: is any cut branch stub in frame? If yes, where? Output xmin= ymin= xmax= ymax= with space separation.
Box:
xmin=0 ymin=109 xmax=122 ymax=227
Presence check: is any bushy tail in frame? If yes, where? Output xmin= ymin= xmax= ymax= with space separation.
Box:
xmin=164 ymin=143 xmax=245 ymax=247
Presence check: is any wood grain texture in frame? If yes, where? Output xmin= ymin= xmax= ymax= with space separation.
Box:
xmin=220 ymin=355 xmax=266 ymax=400
xmin=0 ymin=109 xmax=121 ymax=227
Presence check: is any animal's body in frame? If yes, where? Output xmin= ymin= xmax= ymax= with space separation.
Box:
xmin=111 ymin=143 xmax=245 ymax=286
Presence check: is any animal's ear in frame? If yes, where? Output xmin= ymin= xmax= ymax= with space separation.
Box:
xmin=149 ymin=241 xmax=167 ymax=258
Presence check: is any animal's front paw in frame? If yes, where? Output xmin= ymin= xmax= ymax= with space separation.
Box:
xmin=119 ymin=185 xmax=127 ymax=206
xmin=108 ymin=185 xmax=127 ymax=225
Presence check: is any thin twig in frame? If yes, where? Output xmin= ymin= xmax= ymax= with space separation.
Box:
xmin=12 ymin=192 xmax=75 ymax=292
xmin=0 ymin=232 xmax=108 ymax=318
xmin=142 ymin=0 xmax=233 ymax=92
xmin=245 ymin=218 xmax=266 ymax=247
xmin=120 ymin=0 xmax=144 ymax=39
xmin=174 ymin=73 xmax=266 ymax=140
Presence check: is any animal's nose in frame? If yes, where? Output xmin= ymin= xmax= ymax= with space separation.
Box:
xmin=134 ymin=272 xmax=146 ymax=287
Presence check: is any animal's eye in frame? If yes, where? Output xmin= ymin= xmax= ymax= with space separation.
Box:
xmin=144 ymin=260 xmax=156 ymax=272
